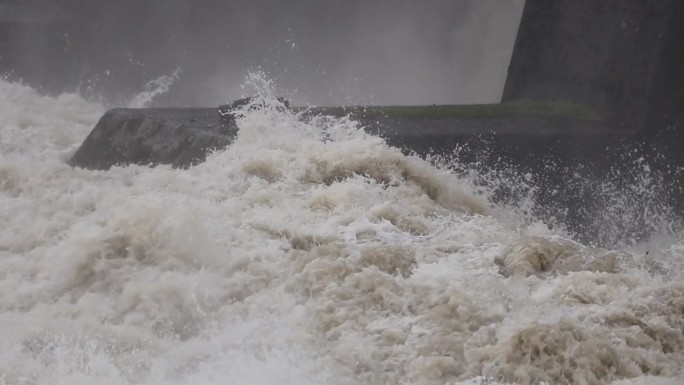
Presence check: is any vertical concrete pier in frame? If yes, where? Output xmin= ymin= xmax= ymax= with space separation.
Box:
xmin=503 ymin=0 xmax=684 ymax=133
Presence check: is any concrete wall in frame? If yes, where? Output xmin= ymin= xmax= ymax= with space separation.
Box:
xmin=502 ymin=0 xmax=683 ymax=132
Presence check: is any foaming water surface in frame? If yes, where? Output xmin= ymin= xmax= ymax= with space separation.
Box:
xmin=1 ymin=76 xmax=683 ymax=385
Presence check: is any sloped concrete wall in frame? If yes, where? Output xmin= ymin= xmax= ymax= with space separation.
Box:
xmin=69 ymin=108 xmax=237 ymax=169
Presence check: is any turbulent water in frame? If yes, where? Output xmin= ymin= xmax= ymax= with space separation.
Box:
xmin=1 ymin=75 xmax=683 ymax=385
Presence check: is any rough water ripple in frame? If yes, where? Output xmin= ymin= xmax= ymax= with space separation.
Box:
xmin=1 ymin=75 xmax=683 ymax=385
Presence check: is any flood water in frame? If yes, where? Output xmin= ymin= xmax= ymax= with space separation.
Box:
xmin=1 ymin=73 xmax=683 ymax=385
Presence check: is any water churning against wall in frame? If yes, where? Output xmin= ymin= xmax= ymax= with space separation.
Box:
xmin=1 ymin=74 xmax=683 ymax=385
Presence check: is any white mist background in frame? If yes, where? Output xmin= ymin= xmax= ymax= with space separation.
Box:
xmin=1 ymin=0 xmax=525 ymax=106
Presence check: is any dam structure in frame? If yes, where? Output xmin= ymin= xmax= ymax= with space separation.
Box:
xmin=503 ymin=0 xmax=684 ymax=135
xmin=68 ymin=0 xmax=683 ymax=171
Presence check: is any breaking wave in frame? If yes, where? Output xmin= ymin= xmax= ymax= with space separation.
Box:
xmin=0 ymin=73 xmax=683 ymax=385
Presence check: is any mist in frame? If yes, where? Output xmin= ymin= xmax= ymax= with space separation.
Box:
xmin=0 ymin=0 xmax=525 ymax=106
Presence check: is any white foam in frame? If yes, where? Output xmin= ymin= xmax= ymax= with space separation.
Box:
xmin=126 ymin=68 xmax=182 ymax=108
xmin=1 ymin=74 xmax=683 ymax=385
